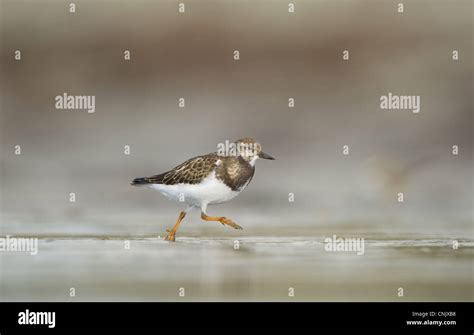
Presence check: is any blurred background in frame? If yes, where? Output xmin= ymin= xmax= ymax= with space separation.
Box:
xmin=0 ymin=0 xmax=472 ymax=301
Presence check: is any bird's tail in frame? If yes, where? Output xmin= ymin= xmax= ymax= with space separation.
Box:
xmin=131 ymin=177 xmax=150 ymax=186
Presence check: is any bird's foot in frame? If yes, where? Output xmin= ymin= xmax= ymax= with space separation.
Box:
xmin=219 ymin=217 xmax=243 ymax=230
xmin=164 ymin=229 xmax=176 ymax=242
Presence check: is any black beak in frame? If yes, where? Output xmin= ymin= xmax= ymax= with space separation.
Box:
xmin=258 ymin=151 xmax=275 ymax=160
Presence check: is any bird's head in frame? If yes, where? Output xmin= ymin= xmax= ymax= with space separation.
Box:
xmin=234 ymin=137 xmax=275 ymax=165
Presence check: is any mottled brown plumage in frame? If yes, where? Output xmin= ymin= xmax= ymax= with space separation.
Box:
xmin=145 ymin=154 xmax=218 ymax=186
xmin=218 ymin=155 xmax=255 ymax=191
xmin=139 ymin=153 xmax=255 ymax=192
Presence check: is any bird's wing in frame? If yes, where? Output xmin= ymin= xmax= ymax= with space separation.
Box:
xmin=146 ymin=153 xmax=219 ymax=185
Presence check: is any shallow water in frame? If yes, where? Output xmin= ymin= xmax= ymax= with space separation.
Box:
xmin=1 ymin=235 xmax=472 ymax=301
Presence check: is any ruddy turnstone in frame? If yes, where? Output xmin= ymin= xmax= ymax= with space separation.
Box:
xmin=131 ymin=138 xmax=275 ymax=242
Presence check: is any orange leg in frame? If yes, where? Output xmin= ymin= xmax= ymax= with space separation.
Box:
xmin=165 ymin=211 xmax=187 ymax=242
xmin=201 ymin=213 xmax=243 ymax=230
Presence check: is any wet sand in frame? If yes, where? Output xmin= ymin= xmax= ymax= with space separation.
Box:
xmin=1 ymin=235 xmax=472 ymax=301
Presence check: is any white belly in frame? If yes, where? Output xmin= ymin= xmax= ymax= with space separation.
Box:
xmin=148 ymin=171 xmax=241 ymax=207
